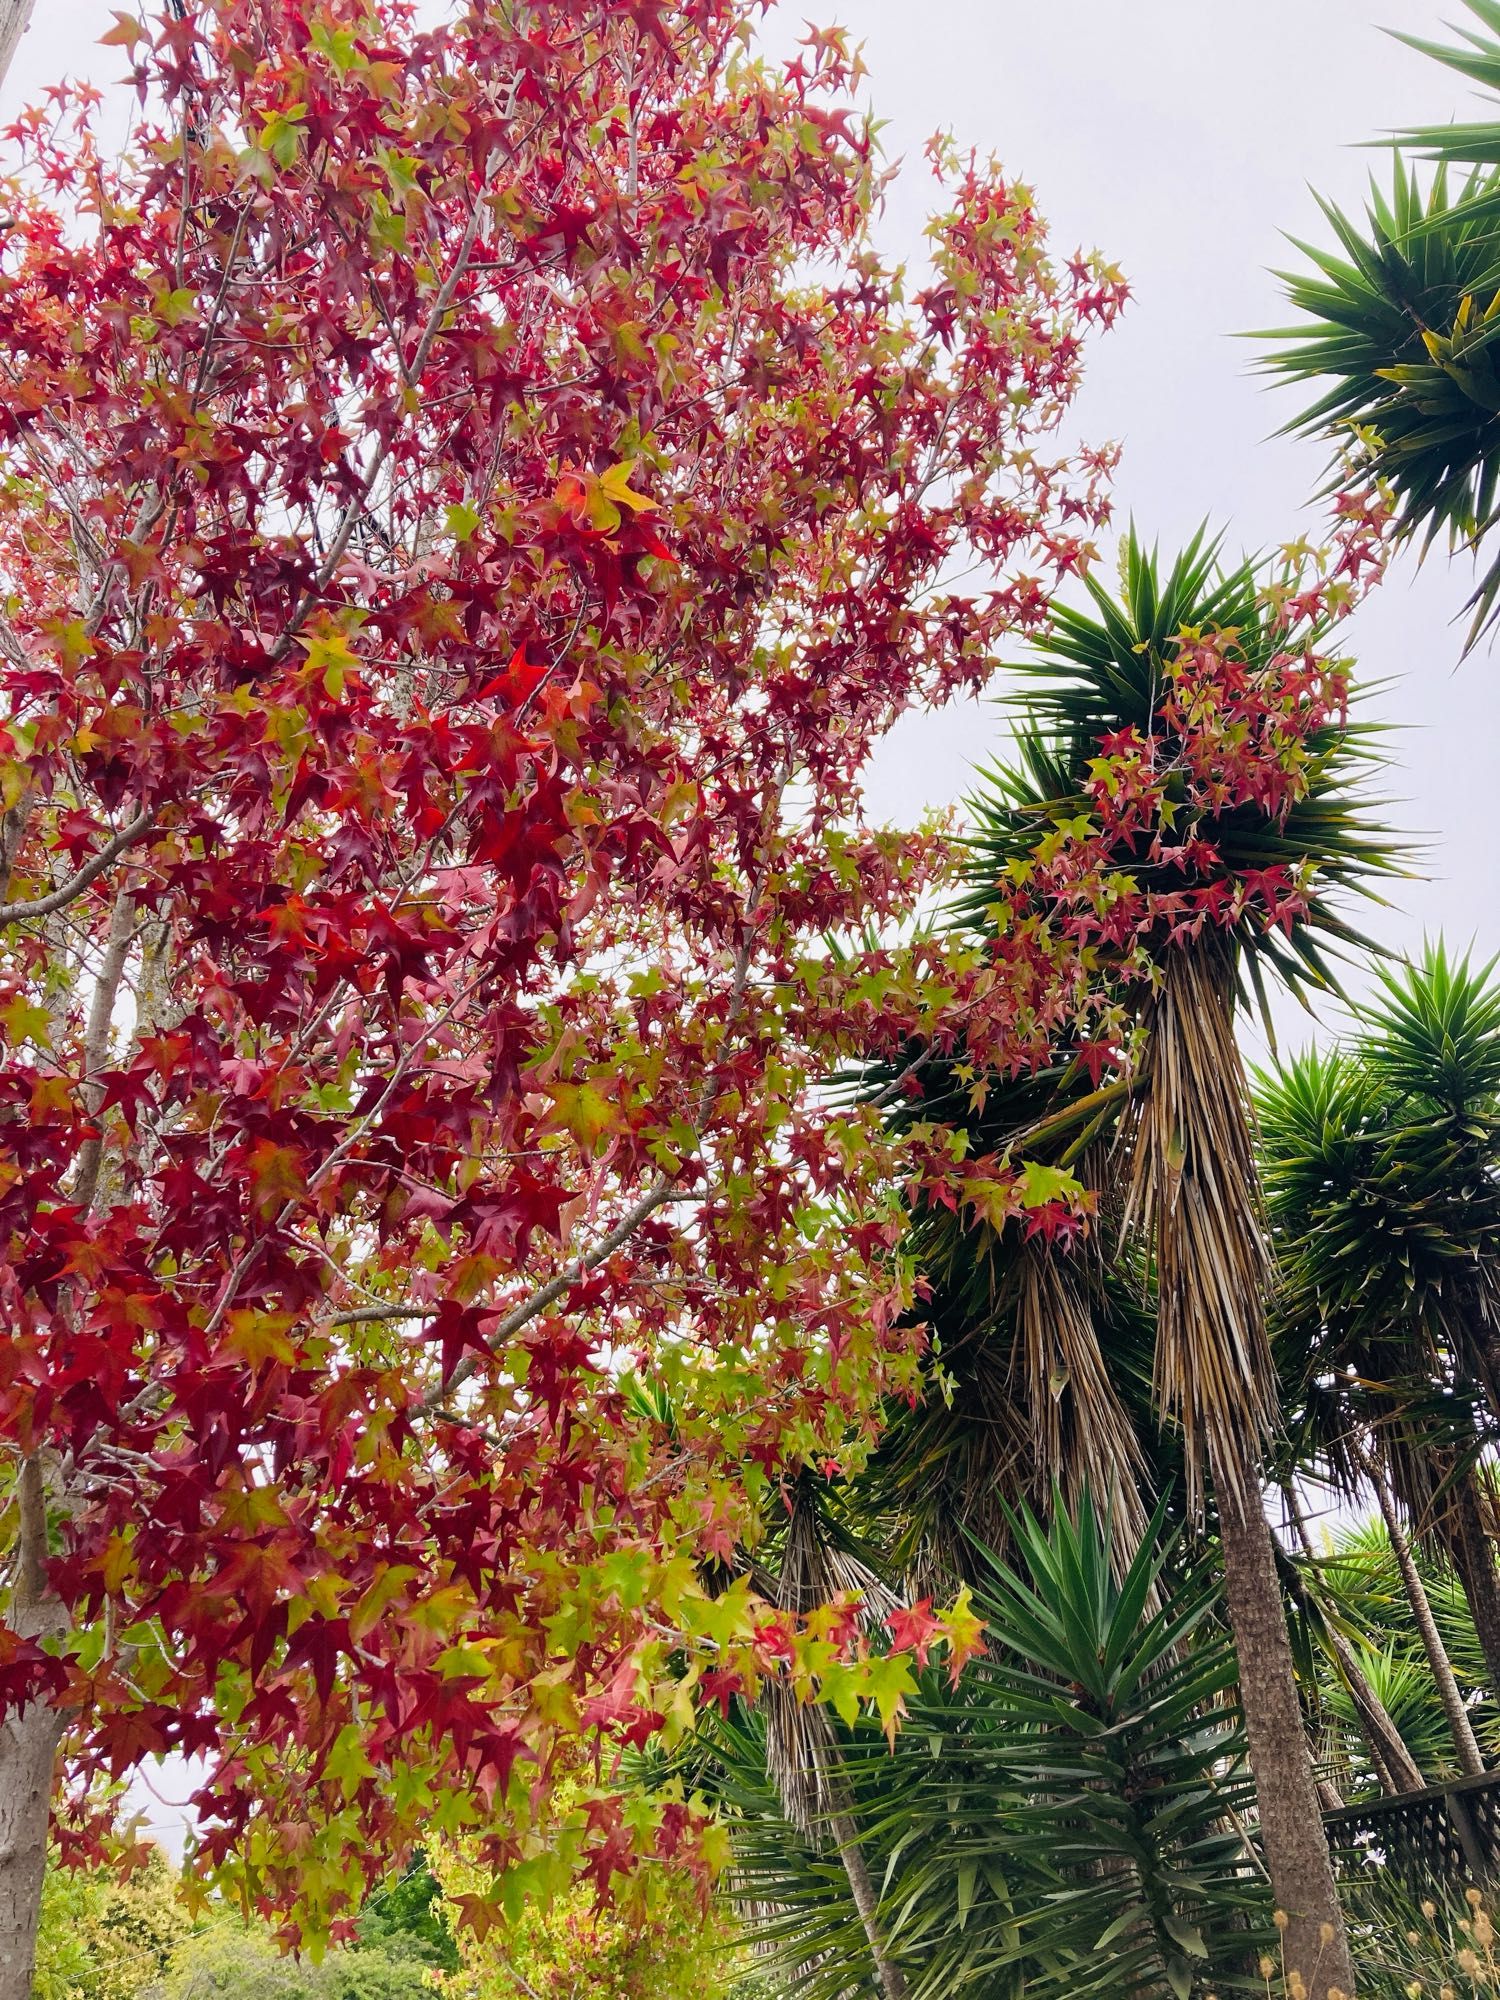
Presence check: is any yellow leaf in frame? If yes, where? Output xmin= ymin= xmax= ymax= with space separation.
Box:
xmin=597 ymin=459 xmax=654 ymax=513
xmin=548 ymin=1080 xmax=617 ymax=1151
xmin=1 ymin=997 xmax=51 ymax=1048
xmin=349 ymin=1563 xmax=419 ymax=1643
xmin=225 ymin=1310 xmax=298 ymax=1369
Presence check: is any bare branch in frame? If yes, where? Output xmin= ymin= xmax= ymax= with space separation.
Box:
xmin=0 ymin=808 xmax=156 ymax=925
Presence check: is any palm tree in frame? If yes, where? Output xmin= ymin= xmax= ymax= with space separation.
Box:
xmin=619 ymin=1373 xmax=911 ymax=1998
xmin=1258 ymin=950 xmax=1500 ymax=1711
xmin=955 ymin=530 xmax=1398 ymax=1997
xmin=1261 ymin=3 xmax=1500 ymax=640
xmin=760 ymin=1477 xmax=912 ymax=2000
xmin=854 ymin=1052 xmax=1157 ymax=1593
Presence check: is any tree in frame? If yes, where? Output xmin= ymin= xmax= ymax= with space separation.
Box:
xmin=948 ymin=527 xmax=1397 ymax=1998
xmin=429 ymin=1816 xmax=751 ymax=2000
xmin=1258 ymin=949 xmax=1500 ymax=1706
xmin=33 ymin=1845 xmax=191 ymax=2000
xmin=0 ymin=0 xmax=1125 ymax=1989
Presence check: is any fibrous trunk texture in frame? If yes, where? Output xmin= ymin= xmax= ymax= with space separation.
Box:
xmin=1011 ymin=1241 xmax=1152 ymax=1576
xmin=1124 ymin=939 xmax=1276 ymax=1520
xmin=1130 ymin=941 xmax=1353 ymax=1999
xmin=1220 ymin=1490 xmax=1356 ymax=2000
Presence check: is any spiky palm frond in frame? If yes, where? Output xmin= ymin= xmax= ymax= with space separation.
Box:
xmin=1364 ymin=939 xmax=1500 ymax=1113
xmin=1322 ymin=1638 xmax=1466 ymax=1791
xmin=1393 ymin=1 xmax=1500 ymax=167
xmin=956 ymin=531 xmax=1398 ymax=1013
xmin=1261 ymin=155 xmax=1500 ymax=638
xmin=1310 ymin=1515 xmax=1500 ymax=1767
xmin=673 ymin=1492 xmax=1269 ymax=2000
xmin=1260 ymin=949 xmax=1500 ymax=1404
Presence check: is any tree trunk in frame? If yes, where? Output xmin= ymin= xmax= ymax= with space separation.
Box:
xmin=1132 ymin=943 xmax=1353 ymax=1999
xmin=1443 ymin=1463 xmax=1500 ymax=1697
xmin=0 ymin=1456 xmax=66 ymax=2000
xmin=0 ymin=1696 xmax=63 ymax=2000
xmin=831 ymin=1809 xmax=909 ymax=2000
xmin=1370 ymin=1459 xmax=1486 ymax=1780
xmin=1283 ymin=1484 xmax=1427 ymax=1796
xmin=0 ymin=1 xmax=35 ymax=97
xmin=1218 ymin=1484 xmax=1356 ymax=2000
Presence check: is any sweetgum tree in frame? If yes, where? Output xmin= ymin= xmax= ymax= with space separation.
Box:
xmin=0 ymin=1 xmax=1124 ymax=1989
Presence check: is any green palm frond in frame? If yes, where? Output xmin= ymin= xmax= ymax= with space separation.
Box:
xmin=954 ymin=530 xmax=1400 ymax=1013
xmin=671 ymin=1492 xmax=1270 ymax=2000
xmin=1259 ymin=945 xmax=1500 ymax=1369
xmin=1363 ymin=938 xmax=1500 ymax=1112
xmin=1392 ymin=1 xmax=1500 ymax=166
xmin=1309 ymin=1514 xmax=1500 ymax=1768
xmin=1261 ymin=155 xmax=1500 ymax=640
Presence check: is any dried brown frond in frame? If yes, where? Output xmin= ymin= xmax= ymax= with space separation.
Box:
xmin=1123 ymin=936 xmax=1276 ymax=1516
xmin=1010 ymin=1240 xmax=1152 ymax=1575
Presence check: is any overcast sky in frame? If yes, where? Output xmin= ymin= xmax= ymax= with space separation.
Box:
xmin=9 ymin=0 xmax=1500 ymax=1843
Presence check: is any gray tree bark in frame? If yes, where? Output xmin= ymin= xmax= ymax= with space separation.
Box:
xmin=0 ymin=1457 xmax=66 ymax=2000
xmin=1218 ymin=1486 xmax=1356 ymax=2000
xmin=0 ymin=1 xmax=35 ymax=97
xmin=1369 ymin=1457 xmax=1486 ymax=1781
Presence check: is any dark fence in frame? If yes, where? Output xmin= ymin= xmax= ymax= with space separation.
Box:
xmin=1326 ymin=1770 xmax=1500 ymax=1890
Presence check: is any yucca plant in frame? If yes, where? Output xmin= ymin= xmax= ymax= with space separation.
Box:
xmin=1262 ymin=1 xmax=1500 ymax=640
xmin=1319 ymin=1515 xmax=1500 ymax=1766
xmin=1259 ymin=947 xmax=1500 ymax=1701
xmin=854 ymin=1051 xmax=1160 ymax=1591
xmin=956 ymin=529 xmax=1399 ymax=1997
xmin=677 ymin=1491 xmax=1270 ymax=2000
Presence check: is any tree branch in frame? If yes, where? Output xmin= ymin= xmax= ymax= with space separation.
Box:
xmin=0 ymin=807 xmax=155 ymax=925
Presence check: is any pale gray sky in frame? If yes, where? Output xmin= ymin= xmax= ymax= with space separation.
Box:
xmin=8 ymin=0 xmax=1498 ymax=1843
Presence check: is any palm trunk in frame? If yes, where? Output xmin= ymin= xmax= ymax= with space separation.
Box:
xmin=1133 ymin=942 xmax=1355 ymax=2000
xmin=767 ymin=1486 xmax=908 ymax=2000
xmin=1284 ymin=1483 xmax=1427 ymax=1796
xmin=0 ymin=1 xmax=34 ymax=97
xmin=0 ymin=1457 xmax=66 ymax=2000
xmin=1218 ymin=1485 xmax=1356 ymax=2000
xmin=830 ymin=1808 xmax=909 ymax=2000
xmin=1443 ymin=1462 xmax=1500 ymax=1698
xmin=1368 ymin=1457 xmax=1486 ymax=1780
